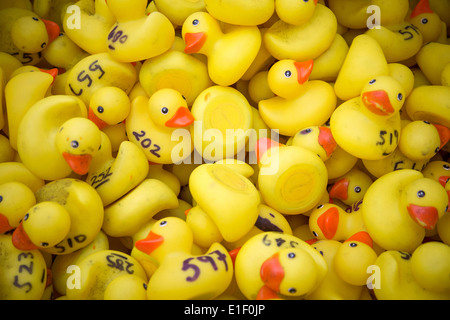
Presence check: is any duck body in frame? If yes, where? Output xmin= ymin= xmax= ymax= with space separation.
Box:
xmin=182 ymin=12 xmax=261 ymax=86
xmin=204 ymin=0 xmax=274 ymax=26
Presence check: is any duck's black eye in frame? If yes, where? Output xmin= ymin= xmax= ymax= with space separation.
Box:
xmin=350 ymin=242 xmax=357 ymax=247
xmin=71 ymin=140 xmax=79 ymax=148
xmin=287 ymin=252 xmax=296 ymax=259
xmin=435 ymin=147 xmax=440 ymax=153
xmin=161 ymin=107 xmax=169 ymax=114
xmin=300 ymin=128 xmax=312 ymax=134
xmin=369 ymin=79 xmax=376 ymax=84
xmin=312 ymin=231 xmax=318 ymax=237
xmin=192 ymin=19 xmax=199 ymax=26
xmin=397 ymin=93 xmax=403 ymax=101
xmin=423 ymin=120 xmax=430 ymax=124
xmin=143 ymin=283 xmax=148 ymax=290
xmin=160 ymin=220 xmax=168 ymax=226
xmin=97 ymin=106 xmax=104 ymax=113
xmin=41 ymin=42 xmax=46 ymax=48
xmin=354 ymin=186 xmax=361 ymax=193
xmin=32 ymin=17 xmax=39 ymax=21
xmin=41 ymin=242 xmax=49 ymax=247
xmin=316 ymin=204 xmax=324 ymax=209
xmin=417 ymin=190 xmax=425 ymax=198
xmin=24 ymin=213 xmax=29 ymax=221
xmin=288 ymin=288 xmax=297 ymax=294
xmin=285 ymin=70 xmax=292 ymax=78
xmin=421 ymin=18 xmax=428 ymax=24
xmin=443 ymin=164 xmax=450 ymax=170
xmin=181 ymin=95 xmax=186 ymax=101
xmin=0 ymin=195 xmax=2 ymax=203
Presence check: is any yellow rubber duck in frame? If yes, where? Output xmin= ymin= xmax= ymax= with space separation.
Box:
xmin=373 ymin=242 xmax=450 ymax=299
xmin=65 ymin=249 xmax=148 ymax=300
xmin=62 ymin=0 xmax=116 ymax=54
xmin=85 ymin=132 xmax=149 ymax=207
xmin=88 ymin=86 xmax=131 ymax=130
xmin=102 ymin=179 xmax=179 ymax=238
xmin=362 ymin=169 xmax=448 ymax=253
xmin=0 ymin=162 xmax=45 ymax=193
xmin=422 ymin=160 xmax=450 ymax=188
xmin=12 ymin=178 xmax=104 ymax=255
xmin=309 ymin=202 xmax=366 ymax=241
xmin=0 ymin=52 xmax=22 ymax=130
xmin=330 ymin=75 xmax=404 ymax=160
xmin=65 ymin=52 xmax=137 ymax=106
xmin=0 ymin=7 xmax=60 ymax=65
xmin=264 ymin=3 xmax=337 ymax=61
xmin=234 ymin=231 xmax=327 ymax=300
xmin=256 ymin=137 xmax=329 ymax=215
xmin=405 ymin=84 xmax=450 ymax=128
xmin=134 ymin=217 xmax=233 ymax=299
xmin=258 ymin=59 xmax=336 ymax=137
xmin=324 ymin=145 xmax=359 ymax=180
xmin=33 ymin=0 xmax=74 ymax=28
xmin=153 ymin=0 xmax=205 ymax=26
xmin=0 ymin=135 xmax=15 ymax=163
xmin=105 ymin=0 xmax=174 ymax=62
xmin=182 ymin=11 xmax=261 ymax=86
xmin=408 ymin=0 xmax=444 ymax=44
xmin=188 ymin=163 xmax=260 ymax=242
xmin=16 ymin=95 xmax=102 ymax=181
xmin=0 ymin=233 xmax=48 ymax=300
xmin=190 ymin=85 xmax=253 ymax=162
xmin=275 ymin=0 xmax=319 ymax=26
xmin=288 ymin=125 xmax=337 ymax=162
xmin=126 ymin=88 xmax=195 ymax=164
xmin=203 ymin=0 xmax=274 ymax=26
xmin=329 ymin=167 xmax=373 ymax=206
xmin=104 ymin=274 xmax=148 ymax=300
xmin=415 ymin=42 xmax=450 ymax=85
xmin=5 ymin=67 xmax=58 ymax=150
xmin=0 ymin=182 xmax=36 ymax=234
xmin=138 ymin=49 xmax=212 ymax=107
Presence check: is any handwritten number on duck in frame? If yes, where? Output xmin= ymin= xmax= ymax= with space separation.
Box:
xmin=132 ymin=130 xmax=161 ymax=158
xmin=13 ymin=252 xmax=35 ymax=293
xmin=376 ymin=129 xmax=399 ymax=146
xmin=53 ymin=235 xmax=87 ymax=253
xmin=108 ymin=25 xmax=129 ymax=50
xmin=182 ymin=250 xmax=228 ymax=282
xmin=69 ymin=60 xmax=106 ymax=96
xmin=90 ymin=166 xmax=113 ymax=189
xmin=106 ymin=253 xmax=135 ymax=274
xmin=398 ymin=24 xmax=420 ymax=41
xmin=261 ymin=233 xmax=299 ymax=249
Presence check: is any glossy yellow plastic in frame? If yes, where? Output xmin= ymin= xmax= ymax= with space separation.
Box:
xmin=388 ymin=63 xmax=415 ymax=97
xmin=0 ymin=234 xmax=48 ymax=300
xmin=275 ymin=0 xmax=318 ymax=26
xmin=264 ymin=4 xmax=337 ymax=61
xmin=105 ymin=0 xmax=174 ymax=62
xmin=289 ymin=126 xmax=337 ymax=161
xmin=398 ymin=120 xmax=442 ymax=161
xmin=362 ymin=169 xmax=448 ymax=252
xmin=182 ymin=11 xmax=261 ymax=86
xmin=189 ymin=163 xmax=260 ymax=242
xmin=0 ymin=162 xmax=44 ymax=193
xmin=186 ymin=205 xmax=223 ymax=249
xmin=329 ymin=167 xmax=373 ymax=206
xmin=154 ymin=0 xmax=205 ymax=26
xmin=0 ymin=135 xmax=14 ymax=163
xmin=104 ymin=274 xmax=148 ymax=300
xmin=126 ymin=89 xmax=194 ymax=164
xmin=0 ymin=182 xmax=36 ymax=233
xmin=88 ymin=86 xmax=130 ymax=130
xmin=234 ymin=232 xmax=327 ymax=300
xmin=204 ymin=0 xmax=274 ymax=26
xmin=415 ymin=42 xmax=450 ymax=85
xmin=258 ymin=59 xmax=336 ymax=137
xmin=324 ymin=145 xmax=359 ymax=180
xmin=408 ymin=0 xmax=443 ymax=44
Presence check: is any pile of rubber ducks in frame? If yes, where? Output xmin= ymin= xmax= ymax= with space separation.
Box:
xmin=0 ymin=0 xmax=449 ymax=300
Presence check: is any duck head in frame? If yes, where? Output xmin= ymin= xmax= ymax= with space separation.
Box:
xmin=267 ymin=59 xmax=314 ymax=98
xmin=361 ymin=76 xmax=405 ymax=117
xmin=182 ymin=12 xmax=220 ymax=54
xmin=275 ymin=0 xmax=319 ymax=25
xmin=292 ymin=126 xmax=337 ymax=160
xmin=309 ymin=203 xmax=343 ymax=240
xmin=11 ymin=15 xmax=60 ymax=53
xmin=56 ymin=117 xmax=102 ymax=175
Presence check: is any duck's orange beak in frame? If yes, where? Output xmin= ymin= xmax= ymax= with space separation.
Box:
xmin=42 ymin=18 xmax=60 ymax=44
xmin=293 ymin=60 xmax=314 ymax=85
xmin=345 ymin=231 xmax=373 ymax=247
xmin=318 ymin=126 xmax=336 ymax=157
xmin=135 ymin=231 xmax=164 ymax=255
xmin=407 ymin=204 xmax=439 ymax=230
xmin=165 ymin=107 xmax=195 ymax=128
xmin=255 ymin=137 xmax=282 ymax=164
xmin=361 ymin=90 xmax=394 ymax=116
xmin=184 ymin=32 xmax=207 ymax=54
xmin=317 ymin=206 xmax=339 ymax=239
xmin=410 ymin=0 xmax=433 ymax=18
xmin=329 ymin=178 xmax=349 ymax=201
xmin=62 ymin=152 xmax=93 ymax=176
xmin=228 ymin=247 xmax=240 ymax=267
xmin=433 ymin=124 xmax=450 ymax=150
xmin=438 ymin=176 xmax=450 ymax=188
xmin=0 ymin=214 xmax=13 ymax=234
xmin=12 ymin=222 xmax=38 ymax=251
xmin=88 ymin=107 xmax=109 ymax=130
xmin=39 ymin=68 xmax=58 ymax=84
xmin=258 ymin=252 xmax=284 ymax=299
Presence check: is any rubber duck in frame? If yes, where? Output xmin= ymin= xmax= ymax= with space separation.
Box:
xmin=275 ymin=0 xmax=319 ymax=26
xmin=85 ymin=132 xmax=149 ymax=206
xmin=0 ymin=233 xmax=48 ymax=300
xmin=16 ymin=95 xmax=102 ymax=181
xmin=135 ymin=217 xmax=233 ymax=299
xmin=0 ymin=52 xmax=22 ymax=128
xmin=258 ymin=59 xmax=336 ymax=137
xmin=153 ymin=0 xmax=206 ymax=26
xmin=204 ymin=0 xmax=274 ymax=26
xmin=139 ymin=49 xmax=212 ymax=107
xmin=190 ymin=85 xmax=253 ymax=162
xmin=405 ymin=84 xmax=450 ymax=128
xmin=102 ymin=179 xmax=179 ymax=238
xmin=437 ymin=210 xmax=450 ymax=245
xmin=0 ymin=135 xmax=15 ymax=163
xmin=0 ymin=182 xmax=36 ymax=234
xmin=146 ymin=164 xmax=181 ymax=196
xmin=373 ymin=242 xmax=450 ymax=299
xmin=288 ymin=125 xmax=337 ymax=161
xmin=65 ymin=52 xmax=137 ymax=106
xmin=185 ymin=205 xmax=223 ymax=249
xmin=422 ymin=160 xmax=450 ymax=187
xmin=33 ymin=0 xmax=74 ymax=27
xmin=234 ymin=231 xmax=328 ymax=300
xmin=188 ymin=163 xmax=260 ymax=242
xmin=0 ymin=7 xmax=60 ymax=65
xmin=12 ymin=178 xmax=104 ymax=255
xmin=62 ymin=0 xmax=116 ymax=54
xmin=415 ymin=42 xmax=450 ymax=85
xmin=256 ymin=138 xmax=328 ymax=215
xmin=324 ymin=145 xmax=359 ymax=180
xmin=362 ymin=169 xmax=448 ymax=253
xmin=0 ymin=0 xmax=32 ymax=10
xmin=104 ymin=274 xmax=148 ymax=300
xmin=334 ymin=34 xmax=389 ymax=101
xmin=105 ymin=0 xmax=174 ymax=62
xmin=5 ymin=67 xmax=58 ymax=150
xmin=0 ymin=162 xmax=45 ymax=193
xmin=329 ymin=167 xmax=373 ymax=206
xmin=330 ymin=75 xmax=404 ymax=160
xmin=264 ymin=3 xmax=337 ymax=61
xmin=408 ymin=0 xmax=444 ymax=44
xmin=66 ymin=249 xmax=148 ymax=300
xmin=309 ymin=202 xmax=367 ymax=241
xmin=126 ymin=88 xmax=195 ymax=164
xmin=181 ymin=11 xmax=261 ymax=86
xmin=328 ymin=0 xmax=409 ymax=29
